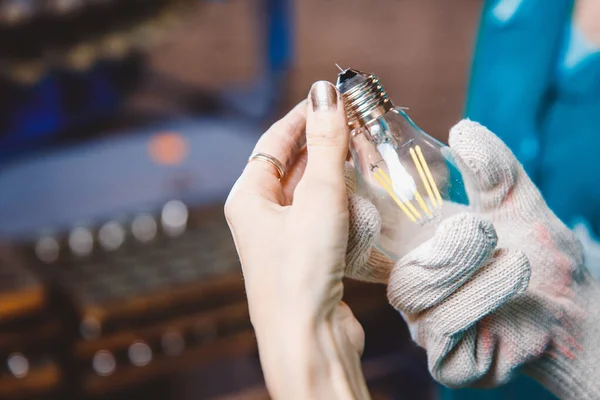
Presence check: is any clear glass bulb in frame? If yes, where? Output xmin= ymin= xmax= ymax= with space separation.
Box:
xmin=337 ymin=68 xmax=469 ymax=260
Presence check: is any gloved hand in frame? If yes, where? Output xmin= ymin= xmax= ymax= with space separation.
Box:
xmin=344 ymin=119 xmax=600 ymax=400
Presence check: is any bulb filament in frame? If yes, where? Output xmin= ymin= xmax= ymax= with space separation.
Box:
xmin=372 ymin=168 xmax=419 ymax=223
xmin=410 ymin=146 xmax=443 ymax=208
xmin=372 ymin=145 xmax=444 ymax=225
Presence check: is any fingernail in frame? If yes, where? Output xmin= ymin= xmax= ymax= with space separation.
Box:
xmin=310 ymin=81 xmax=338 ymax=112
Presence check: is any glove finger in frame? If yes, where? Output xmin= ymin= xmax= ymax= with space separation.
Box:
xmin=387 ymin=213 xmax=498 ymax=314
xmin=345 ymin=162 xmax=395 ymax=283
xmin=430 ymin=294 xmax=551 ymax=389
xmin=425 ymin=247 xmax=531 ymax=337
xmin=344 ymin=161 xmax=356 ymax=194
xmin=426 ymin=326 xmax=485 ymax=388
xmin=448 ymin=119 xmax=543 ymax=216
xmin=363 ymin=247 xmax=394 ymax=283
xmin=346 ymin=193 xmax=392 ymax=283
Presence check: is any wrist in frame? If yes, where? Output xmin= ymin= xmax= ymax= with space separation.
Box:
xmin=254 ymin=312 xmax=369 ymax=400
xmin=256 ymin=320 xmax=331 ymax=399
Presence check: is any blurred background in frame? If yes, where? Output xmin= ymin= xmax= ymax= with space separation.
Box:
xmin=0 ymin=0 xmax=484 ymax=399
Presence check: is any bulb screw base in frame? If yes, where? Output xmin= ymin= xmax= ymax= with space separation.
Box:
xmin=336 ymin=68 xmax=395 ymax=129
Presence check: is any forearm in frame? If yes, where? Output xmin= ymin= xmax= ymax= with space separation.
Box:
xmin=255 ymin=318 xmax=371 ymax=400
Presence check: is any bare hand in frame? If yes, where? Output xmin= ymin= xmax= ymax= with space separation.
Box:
xmin=225 ymin=81 xmax=369 ymax=400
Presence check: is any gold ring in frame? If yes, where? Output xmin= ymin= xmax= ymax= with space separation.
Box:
xmin=247 ymin=152 xmax=286 ymax=180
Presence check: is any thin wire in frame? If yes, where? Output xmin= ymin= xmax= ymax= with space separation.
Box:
xmin=376 ymin=169 xmax=422 ymax=219
xmin=410 ymin=147 xmax=438 ymax=208
xmin=335 ymin=63 xmax=345 ymax=72
xmin=416 ymin=146 xmax=443 ymax=206
xmin=373 ymin=172 xmax=418 ymax=223
xmin=413 ymin=191 xmax=432 ymax=216
xmin=375 ymin=158 xmax=431 ymax=216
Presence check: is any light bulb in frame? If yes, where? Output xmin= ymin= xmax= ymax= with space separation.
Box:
xmin=337 ymin=68 xmax=469 ymax=260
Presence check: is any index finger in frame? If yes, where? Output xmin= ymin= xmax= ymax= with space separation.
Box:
xmin=236 ymin=100 xmax=307 ymax=204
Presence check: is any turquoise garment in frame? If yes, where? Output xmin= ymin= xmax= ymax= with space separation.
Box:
xmin=440 ymin=0 xmax=600 ymax=398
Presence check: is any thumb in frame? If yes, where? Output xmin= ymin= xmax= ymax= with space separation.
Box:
xmin=301 ymin=81 xmax=349 ymax=191
xmin=448 ymin=119 xmax=542 ymax=215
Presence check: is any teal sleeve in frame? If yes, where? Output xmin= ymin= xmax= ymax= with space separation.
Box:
xmin=465 ymin=0 xmax=574 ymax=180
xmin=539 ymin=21 xmax=600 ymax=231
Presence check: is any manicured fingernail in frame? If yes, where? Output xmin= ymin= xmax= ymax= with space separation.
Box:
xmin=310 ymin=81 xmax=338 ymax=112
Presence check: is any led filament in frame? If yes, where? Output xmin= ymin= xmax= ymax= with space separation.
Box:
xmin=371 ymin=144 xmax=443 ymax=225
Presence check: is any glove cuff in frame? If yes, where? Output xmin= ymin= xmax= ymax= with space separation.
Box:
xmin=525 ymin=272 xmax=600 ymax=400
xmin=524 ymin=353 xmax=600 ymax=400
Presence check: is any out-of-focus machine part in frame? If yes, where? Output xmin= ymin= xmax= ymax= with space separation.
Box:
xmin=0 ymin=244 xmax=68 ymax=399
xmin=0 ymin=0 xmax=190 ymax=84
xmin=0 ymin=0 xmax=294 ymax=158
xmin=0 ymin=0 xmax=195 ymax=154
xmin=1 ymin=119 xmax=261 ymax=396
xmin=31 ymin=204 xmax=253 ymax=395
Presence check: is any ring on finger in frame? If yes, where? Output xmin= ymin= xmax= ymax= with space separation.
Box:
xmin=247 ymin=152 xmax=286 ymax=180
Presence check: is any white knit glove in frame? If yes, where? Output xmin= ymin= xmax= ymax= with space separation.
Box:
xmin=345 ymin=120 xmax=600 ymax=399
